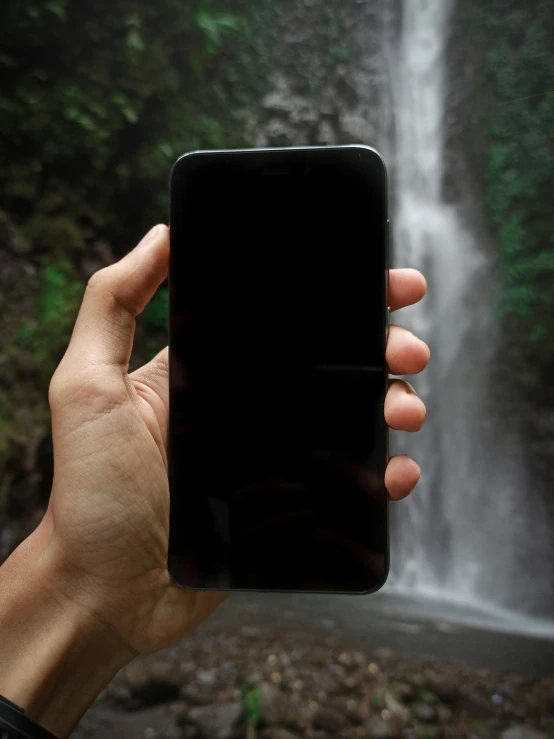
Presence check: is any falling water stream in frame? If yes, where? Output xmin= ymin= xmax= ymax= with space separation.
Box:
xmin=385 ymin=0 xmax=553 ymax=619
xmin=226 ymin=0 xmax=554 ymax=650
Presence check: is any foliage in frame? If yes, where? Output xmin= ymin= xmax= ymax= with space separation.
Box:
xmin=33 ymin=258 xmax=83 ymax=370
xmin=0 ymin=0 xmax=279 ymax=524
xmin=241 ymin=683 xmax=261 ymax=725
xmin=142 ymin=288 xmax=169 ymax=332
xmin=0 ymin=0 xmax=270 ymax=248
xmin=469 ymin=0 xmax=554 ymax=391
xmin=141 ymin=287 xmax=169 ymax=355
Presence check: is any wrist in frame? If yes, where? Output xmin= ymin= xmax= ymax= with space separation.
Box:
xmin=0 ymin=529 xmax=135 ymax=738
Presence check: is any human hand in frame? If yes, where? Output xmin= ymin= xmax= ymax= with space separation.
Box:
xmin=28 ymin=223 xmax=428 ymax=648
xmin=0 ymin=224 xmax=428 ymax=736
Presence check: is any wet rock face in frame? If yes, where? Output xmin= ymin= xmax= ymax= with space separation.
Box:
xmin=242 ymin=0 xmax=391 ymax=152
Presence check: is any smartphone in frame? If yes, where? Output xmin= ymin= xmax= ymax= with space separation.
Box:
xmin=168 ymin=145 xmax=389 ymax=594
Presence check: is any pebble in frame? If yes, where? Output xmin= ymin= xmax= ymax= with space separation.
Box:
xmin=312 ymin=707 xmax=349 ymax=732
xmin=240 ymin=625 xmax=262 ymax=638
xmin=188 ymin=701 xmax=243 ymax=739
xmin=262 ymin=729 xmax=300 ymax=739
xmin=320 ymin=618 xmax=335 ymax=630
xmin=501 ymin=727 xmax=548 ymax=739
xmin=393 ymin=681 xmax=417 ymax=702
xmin=70 ymin=623 xmax=551 ymax=739
xmin=425 ymin=670 xmax=459 ymax=703
xmin=436 ymin=704 xmax=453 ymax=722
xmin=196 ymin=668 xmax=217 ymax=686
xmin=367 ymin=716 xmax=403 ymax=738
xmin=162 ymin=728 xmax=182 ymax=739
xmin=259 ymin=681 xmax=298 ymax=727
xmin=246 ymin=670 xmax=264 ymax=684
xmin=412 ymin=702 xmax=437 ymax=723
xmin=384 ymin=690 xmax=411 ymax=721
xmin=124 ymin=665 xmax=181 ymax=708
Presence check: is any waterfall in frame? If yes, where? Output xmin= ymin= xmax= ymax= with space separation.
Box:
xmin=385 ymin=0 xmax=553 ymax=615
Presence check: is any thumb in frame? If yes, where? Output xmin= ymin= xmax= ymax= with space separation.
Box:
xmin=64 ymin=225 xmax=169 ymax=372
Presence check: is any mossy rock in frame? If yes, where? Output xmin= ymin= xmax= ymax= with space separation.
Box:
xmin=23 ymin=215 xmax=85 ymax=255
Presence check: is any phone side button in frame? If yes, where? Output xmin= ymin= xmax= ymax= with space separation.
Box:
xmin=386 ymin=219 xmax=390 ymax=288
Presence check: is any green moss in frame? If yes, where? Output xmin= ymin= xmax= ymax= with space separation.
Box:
xmin=471 ymin=0 xmax=554 ymax=386
xmin=39 ymin=258 xmax=82 ymax=326
xmin=9 ymin=257 xmax=83 ymax=378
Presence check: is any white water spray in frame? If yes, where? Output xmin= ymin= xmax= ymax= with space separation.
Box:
xmin=385 ymin=0 xmax=552 ymax=614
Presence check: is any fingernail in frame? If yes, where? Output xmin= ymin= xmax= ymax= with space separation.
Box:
xmin=135 ymin=225 xmax=159 ymax=250
xmin=405 ymin=382 xmax=418 ymax=395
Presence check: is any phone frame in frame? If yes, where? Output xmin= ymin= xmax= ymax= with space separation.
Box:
xmin=168 ymin=144 xmax=390 ymax=595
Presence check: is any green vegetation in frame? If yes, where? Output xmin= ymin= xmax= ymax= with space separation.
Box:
xmin=3 ymin=0 xmax=552 ymax=527
xmin=241 ymin=683 xmax=261 ymax=737
xmin=29 ymin=257 xmax=83 ymax=372
xmin=469 ymin=0 xmax=554 ymax=393
xmin=0 ymin=0 xmax=274 ymax=244
xmin=418 ymin=690 xmax=439 ymax=706
xmin=0 ymin=0 xmax=280 ymax=518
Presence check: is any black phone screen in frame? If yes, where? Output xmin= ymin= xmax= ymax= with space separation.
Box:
xmin=169 ymin=146 xmax=388 ymax=593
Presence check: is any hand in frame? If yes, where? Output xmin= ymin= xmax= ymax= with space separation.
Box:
xmin=0 ymin=224 xmax=428 ymax=736
xmin=41 ymin=221 xmax=427 ymax=640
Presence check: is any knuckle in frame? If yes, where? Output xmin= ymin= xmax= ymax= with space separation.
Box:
xmin=87 ymin=264 xmax=138 ymax=318
xmin=86 ymin=265 xmax=112 ymax=294
xmin=48 ymin=369 xmax=66 ymax=409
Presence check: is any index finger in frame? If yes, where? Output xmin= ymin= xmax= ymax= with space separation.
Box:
xmin=66 ymin=225 xmax=169 ymax=371
xmin=389 ymin=268 xmax=427 ymax=312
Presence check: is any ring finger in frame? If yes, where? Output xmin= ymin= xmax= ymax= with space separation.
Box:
xmin=385 ymin=379 xmax=426 ymax=432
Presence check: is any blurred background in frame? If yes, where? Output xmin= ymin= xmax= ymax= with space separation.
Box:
xmin=1 ymin=0 xmax=553 ymax=737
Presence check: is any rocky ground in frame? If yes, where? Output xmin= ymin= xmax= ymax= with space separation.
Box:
xmin=73 ymin=622 xmax=554 ymax=739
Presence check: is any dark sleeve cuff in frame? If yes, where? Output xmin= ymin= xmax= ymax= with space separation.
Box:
xmin=0 ymin=696 xmax=58 ymax=739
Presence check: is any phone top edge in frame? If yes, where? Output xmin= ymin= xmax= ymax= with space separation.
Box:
xmin=170 ymin=144 xmax=388 ymax=219
xmin=171 ymin=143 xmax=386 ymax=166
